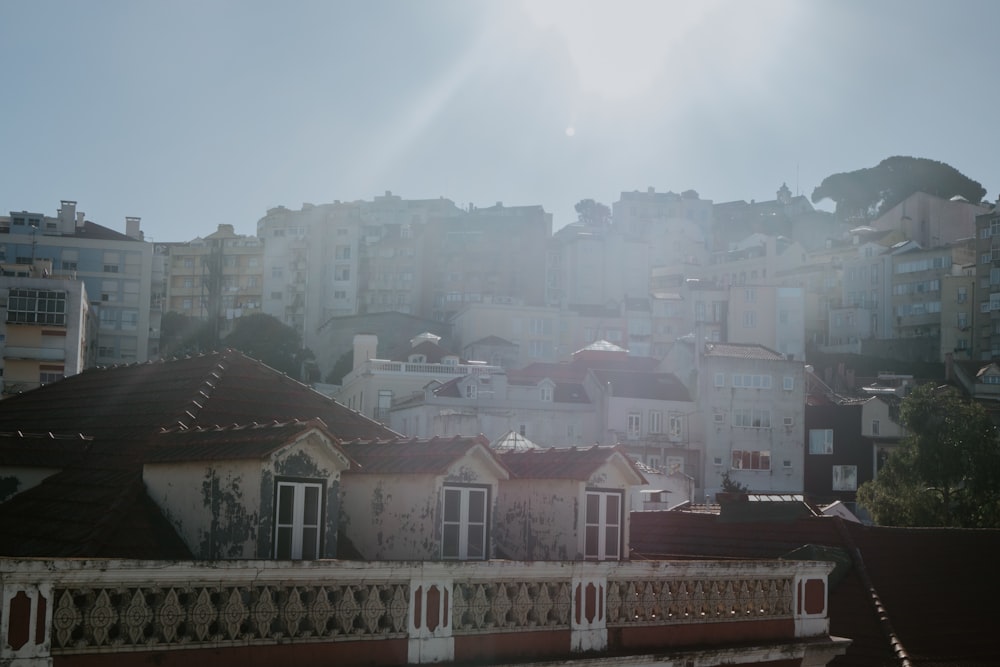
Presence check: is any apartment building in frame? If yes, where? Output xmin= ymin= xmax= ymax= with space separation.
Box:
xmin=0 ymin=261 xmax=96 ymax=394
xmin=0 ymin=201 xmax=153 ymax=364
xmin=974 ymin=206 xmax=1000 ymax=359
xmin=163 ymin=224 xmax=264 ymax=341
xmin=665 ymin=339 xmax=806 ymax=501
xmin=256 ymin=193 xmax=464 ymax=353
xmin=421 ymin=202 xmax=551 ymax=321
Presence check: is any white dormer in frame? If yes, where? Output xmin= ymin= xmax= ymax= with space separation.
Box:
xmin=538 ymin=378 xmax=555 ymax=402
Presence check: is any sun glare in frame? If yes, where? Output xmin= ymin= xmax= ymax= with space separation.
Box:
xmin=521 ymin=0 xmax=718 ymax=99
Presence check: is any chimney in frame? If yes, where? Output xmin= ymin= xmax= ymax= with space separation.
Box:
xmin=57 ymin=200 xmax=78 ymax=234
xmin=353 ymin=333 xmax=378 ymax=371
xmin=125 ymin=217 xmax=143 ymax=240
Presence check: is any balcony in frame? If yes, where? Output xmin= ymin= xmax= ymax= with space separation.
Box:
xmin=0 ymin=558 xmax=844 ymax=666
xmin=360 ymin=360 xmax=502 ymax=378
xmin=2 ymin=346 xmax=65 ymax=362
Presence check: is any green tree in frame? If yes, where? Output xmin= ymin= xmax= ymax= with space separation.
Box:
xmin=812 ymin=156 xmax=986 ymax=222
xmin=574 ymin=198 xmax=611 ymax=226
xmin=223 ymin=313 xmax=313 ymax=378
xmin=857 ymin=384 xmax=1000 ymax=528
xmin=159 ymin=311 xmax=215 ymax=357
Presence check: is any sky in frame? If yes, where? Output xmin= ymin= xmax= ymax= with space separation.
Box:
xmin=2 ymin=0 xmax=997 ymax=243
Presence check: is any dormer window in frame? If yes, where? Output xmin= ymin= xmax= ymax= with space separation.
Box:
xmin=540 ymin=386 xmax=553 ymax=402
xmin=465 ymin=383 xmax=477 ymax=399
xmin=409 ymin=354 xmax=426 ymax=363
xmin=443 ymin=356 xmax=458 ymax=366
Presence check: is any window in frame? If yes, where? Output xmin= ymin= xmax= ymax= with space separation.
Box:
xmin=627 ymin=412 xmax=641 ymax=439
xmin=62 ymin=261 xmax=77 ymax=271
xmin=584 ymin=490 xmax=622 ymax=560
xmin=783 ymin=376 xmax=794 ymax=391
xmin=442 ymin=485 xmax=488 ymax=560
xmin=539 ymin=385 xmax=553 ymax=402
xmin=713 ymin=412 xmax=725 ymax=424
xmin=334 ymin=266 xmax=351 ymax=281
xmin=731 ymin=450 xmax=771 ymax=470
xmin=832 ymin=465 xmax=858 ymax=491
xmin=649 ymin=410 xmax=662 ymax=434
xmin=39 ymin=370 xmax=64 ymax=385
xmin=274 ymin=479 xmax=324 ymax=559
xmin=733 ymin=374 xmax=772 ymax=389
xmin=744 ymin=287 xmax=756 ymax=303
xmin=6 ymin=288 xmax=67 ymax=325
xmin=783 ymin=416 xmax=794 ymax=427
xmin=335 ymin=245 xmax=351 ymax=260
xmin=465 ymin=383 xmax=477 ymax=399
xmin=809 ymin=429 xmax=834 ymax=454
xmin=668 ymin=415 xmax=683 ymax=440
xmin=714 ymin=372 xmax=725 ymax=387
xmin=743 ymin=311 xmax=756 ymax=328
xmin=732 ymin=408 xmax=771 ymax=428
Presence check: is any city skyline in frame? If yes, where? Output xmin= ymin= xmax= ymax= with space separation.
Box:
xmin=3 ymin=0 xmax=998 ymax=242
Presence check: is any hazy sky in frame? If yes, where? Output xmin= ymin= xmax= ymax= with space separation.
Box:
xmin=2 ymin=0 xmax=997 ymax=242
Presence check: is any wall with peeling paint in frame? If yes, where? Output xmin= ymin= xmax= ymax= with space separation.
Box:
xmin=145 ymin=459 xmax=263 ymax=559
xmin=260 ymin=434 xmax=346 ymax=559
xmin=493 ymin=478 xmax=580 ymax=561
xmin=494 ymin=460 xmax=639 ymax=561
xmin=0 ymin=467 xmax=59 ymax=503
xmin=143 ymin=433 xmax=348 ymax=560
xmin=340 ymin=450 xmax=503 ymax=561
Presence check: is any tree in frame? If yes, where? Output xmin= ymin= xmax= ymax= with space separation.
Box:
xmin=222 ymin=313 xmax=313 ymax=378
xmin=574 ymin=198 xmax=611 ymax=226
xmin=811 ymin=156 xmax=986 ymax=222
xmin=159 ymin=311 xmax=215 ymax=358
xmin=857 ymin=384 xmax=1000 ymax=528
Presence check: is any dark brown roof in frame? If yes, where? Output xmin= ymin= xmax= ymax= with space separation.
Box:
xmin=148 ymin=420 xmax=343 ymax=463
xmin=590 ymin=369 xmax=690 ymax=401
xmin=0 ymin=349 xmax=396 ymax=440
xmin=499 ymin=445 xmax=645 ymax=483
xmin=340 ymin=435 xmax=499 ymax=476
xmin=630 ymin=511 xmax=1000 ymax=667
xmin=0 ymin=351 xmax=395 ymax=558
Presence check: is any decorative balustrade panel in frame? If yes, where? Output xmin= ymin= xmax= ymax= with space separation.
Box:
xmin=50 ymin=582 xmax=410 ymax=653
xmin=451 ymin=580 xmax=572 ymax=634
xmin=606 ymin=576 xmax=793 ymax=626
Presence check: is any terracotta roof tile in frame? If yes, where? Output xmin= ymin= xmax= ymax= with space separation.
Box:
xmin=148 ymin=419 xmax=340 ymax=463
xmin=340 ymin=435 xmax=495 ymax=475
xmin=499 ymin=445 xmax=641 ymax=481
xmin=629 ymin=511 xmax=1000 ymax=667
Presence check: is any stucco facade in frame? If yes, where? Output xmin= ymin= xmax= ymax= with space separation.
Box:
xmin=143 ymin=429 xmax=350 ymax=560
xmin=339 ymin=443 xmax=508 ymax=561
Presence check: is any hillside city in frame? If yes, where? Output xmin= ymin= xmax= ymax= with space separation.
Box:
xmin=3 ymin=172 xmax=998 ymax=509
xmin=2 ymin=168 xmax=999 ymax=667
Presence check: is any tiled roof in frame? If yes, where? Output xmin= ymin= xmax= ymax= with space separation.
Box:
xmin=148 ymin=420 xmax=338 ymax=463
xmin=0 ymin=349 xmax=396 ymax=440
xmin=499 ymin=445 xmax=643 ymax=482
xmin=75 ymin=220 xmax=140 ymax=241
xmin=467 ymin=335 xmax=515 ymax=347
xmin=703 ymin=342 xmax=787 ymax=361
xmin=0 ymin=351 xmax=395 ymax=558
xmin=340 ymin=435 xmax=496 ymax=475
xmin=590 ymin=369 xmax=690 ymax=401
xmin=630 ymin=511 xmax=1000 ymax=667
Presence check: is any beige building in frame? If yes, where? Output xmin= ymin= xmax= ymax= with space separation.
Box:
xmin=0 ymin=263 xmax=96 ymax=394
xmin=1 ymin=201 xmax=153 ymax=364
xmin=164 ymin=224 xmax=264 ymax=340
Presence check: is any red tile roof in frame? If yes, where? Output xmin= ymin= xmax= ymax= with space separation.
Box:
xmin=590 ymin=369 xmax=690 ymax=401
xmin=340 ymin=435 xmax=497 ymax=475
xmin=499 ymin=445 xmax=645 ymax=483
xmin=630 ymin=511 xmax=1000 ymax=667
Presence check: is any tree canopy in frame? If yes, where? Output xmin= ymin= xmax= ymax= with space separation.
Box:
xmin=223 ymin=313 xmax=313 ymax=378
xmin=575 ymin=198 xmax=611 ymax=226
xmin=159 ymin=311 xmax=215 ymax=358
xmin=857 ymin=384 xmax=1000 ymax=528
xmin=811 ymin=156 xmax=986 ymax=222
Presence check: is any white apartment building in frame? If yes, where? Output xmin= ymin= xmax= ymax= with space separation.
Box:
xmin=1 ymin=201 xmax=153 ymax=364
xmin=664 ymin=340 xmax=806 ymax=501
xmin=0 ymin=261 xmax=96 ymax=394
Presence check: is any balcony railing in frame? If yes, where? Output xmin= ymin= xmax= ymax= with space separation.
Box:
xmin=363 ymin=360 xmax=502 ymax=377
xmin=0 ymin=558 xmax=842 ymax=666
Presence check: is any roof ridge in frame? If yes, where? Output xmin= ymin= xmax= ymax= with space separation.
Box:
xmin=175 ymin=357 xmax=229 ymax=429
